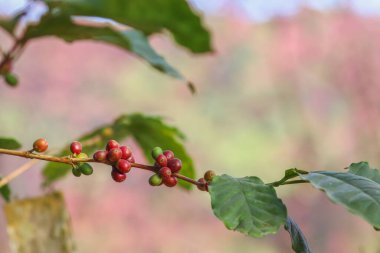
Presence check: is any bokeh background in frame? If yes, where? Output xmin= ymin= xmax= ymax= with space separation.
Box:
xmin=1 ymin=0 xmax=380 ymax=252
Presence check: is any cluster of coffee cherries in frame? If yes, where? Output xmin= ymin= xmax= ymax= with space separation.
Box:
xmin=69 ymin=141 xmax=94 ymax=177
xmin=148 ymin=147 xmax=182 ymax=187
xmin=92 ymin=140 xmax=135 ymax=182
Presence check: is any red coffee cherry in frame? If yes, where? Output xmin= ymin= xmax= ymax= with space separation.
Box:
xmin=111 ymin=168 xmax=126 ymax=182
xmin=167 ymin=158 xmax=182 ymax=173
xmin=197 ymin=178 xmax=208 ymax=191
xmin=159 ymin=167 xmax=172 ymax=179
xmin=107 ymin=148 xmax=122 ymax=163
xmin=163 ymin=150 xmax=174 ymax=160
xmin=155 ymin=154 xmax=167 ymax=167
xmin=106 ymin=140 xmax=119 ymax=151
xmin=70 ymin=141 xmax=82 ymax=155
xmin=127 ymin=155 xmax=135 ymax=163
xmin=116 ymin=159 xmax=131 ymax=173
xmin=32 ymin=138 xmax=48 ymax=153
xmin=93 ymin=150 xmax=108 ymax=162
xmin=120 ymin=146 xmax=132 ymax=159
xmin=163 ymin=176 xmax=177 ymax=187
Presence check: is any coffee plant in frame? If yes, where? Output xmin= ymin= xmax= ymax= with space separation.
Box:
xmin=0 ymin=1 xmax=379 ymax=253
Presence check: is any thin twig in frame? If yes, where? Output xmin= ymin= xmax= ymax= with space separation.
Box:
xmin=0 ymin=159 xmax=39 ymax=187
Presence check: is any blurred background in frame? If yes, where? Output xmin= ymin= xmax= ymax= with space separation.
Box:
xmin=1 ymin=0 xmax=380 ymax=252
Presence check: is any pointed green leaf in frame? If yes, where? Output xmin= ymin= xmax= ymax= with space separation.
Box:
xmin=208 ymin=175 xmax=287 ymax=237
xmin=0 ymin=137 xmax=21 ymax=149
xmin=284 ymin=217 xmax=312 ymax=253
xmin=348 ymin=162 xmax=380 ymax=184
xmin=45 ymin=0 xmax=212 ymax=53
xmin=300 ymin=171 xmax=380 ymax=228
xmin=119 ymin=114 xmax=194 ymax=190
xmin=0 ymin=177 xmax=11 ymax=202
xmin=24 ymin=13 xmax=183 ymax=80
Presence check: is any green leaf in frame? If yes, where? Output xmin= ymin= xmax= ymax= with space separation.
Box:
xmin=120 ymin=114 xmax=195 ymax=190
xmin=208 ymin=174 xmax=287 ymax=237
xmin=348 ymin=162 xmax=380 ymax=184
xmin=24 ymin=13 xmax=183 ymax=80
xmin=300 ymin=171 xmax=380 ymax=228
xmin=45 ymin=0 xmax=212 ymax=53
xmin=0 ymin=137 xmax=21 ymax=149
xmin=0 ymin=177 xmax=11 ymax=202
xmin=42 ymin=113 xmax=195 ymax=190
xmin=284 ymin=217 xmax=312 ymax=253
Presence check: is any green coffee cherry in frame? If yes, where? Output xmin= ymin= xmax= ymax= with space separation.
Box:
xmin=72 ymin=167 xmax=81 ymax=177
xmin=151 ymin=147 xmax=163 ymax=159
xmin=79 ymin=163 xmax=93 ymax=176
xmin=4 ymin=73 xmax=18 ymax=87
xmin=76 ymin=152 xmax=88 ymax=159
xmin=149 ymin=174 xmax=162 ymax=186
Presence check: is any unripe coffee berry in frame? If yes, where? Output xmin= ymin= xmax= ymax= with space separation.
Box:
xmin=33 ymin=138 xmax=48 ymax=153
xmin=76 ymin=152 xmax=88 ymax=159
xmin=197 ymin=178 xmax=208 ymax=191
xmin=93 ymin=150 xmax=107 ymax=162
xmin=151 ymin=147 xmax=163 ymax=159
xmin=167 ymin=158 xmax=182 ymax=173
xmin=116 ymin=159 xmax=131 ymax=173
xmin=107 ymin=148 xmax=122 ymax=163
xmin=163 ymin=150 xmax=174 ymax=160
xmin=163 ymin=176 xmax=177 ymax=187
xmin=70 ymin=141 xmax=82 ymax=154
xmin=159 ymin=167 xmax=172 ymax=179
xmin=155 ymin=154 xmax=167 ymax=167
xmin=149 ymin=174 xmax=163 ymax=186
xmin=106 ymin=140 xmax=119 ymax=151
xmin=120 ymin=146 xmax=132 ymax=159
xmin=4 ymin=73 xmax=18 ymax=87
xmin=79 ymin=163 xmax=94 ymax=175
xmin=72 ymin=167 xmax=81 ymax=177
xmin=204 ymin=170 xmax=216 ymax=182
xmin=102 ymin=127 xmax=113 ymax=137
xmin=111 ymin=168 xmax=126 ymax=182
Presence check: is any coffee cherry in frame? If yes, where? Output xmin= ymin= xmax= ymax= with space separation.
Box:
xmin=197 ymin=178 xmax=208 ymax=191
xmin=204 ymin=170 xmax=216 ymax=182
xmin=76 ymin=152 xmax=88 ymax=159
xmin=116 ymin=159 xmax=131 ymax=173
xmin=163 ymin=150 xmax=174 ymax=160
xmin=93 ymin=150 xmax=107 ymax=162
xmin=107 ymin=148 xmax=122 ymax=163
xmin=149 ymin=174 xmax=163 ymax=186
xmin=4 ymin=73 xmax=18 ymax=87
xmin=151 ymin=147 xmax=163 ymax=159
xmin=70 ymin=141 xmax=82 ymax=155
xmin=72 ymin=167 xmax=81 ymax=177
xmin=155 ymin=154 xmax=167 ymax=167
xmin=106 ymin=140 xmax=119 ymax=151
xmin=127 ymin=155 xmax=135 ymax=163
xmin=33 ymin=138 xmax=48 ymax=153
xmin=111 ymin=168 xmax=126 ymax=182
xmin=159 ymin=167 xmax=172 ymax=179
xmin=167 ymin=158 xmax=182 ymax=173
xmin=79 ymin=163 xmax=93 ymax=175
xmin=120 ymin=146 xmax=132 ymax=160
xmin=163 ymin=176 xmax=177 ymax=187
